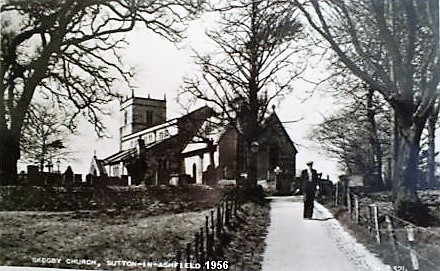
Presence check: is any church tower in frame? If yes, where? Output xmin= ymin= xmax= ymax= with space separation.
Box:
xmin=119 ymin=93 xmax=167 ymax=149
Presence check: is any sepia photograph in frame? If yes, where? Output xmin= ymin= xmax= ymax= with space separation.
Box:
xmin=0 ymin=0 xmax=439 ymax=270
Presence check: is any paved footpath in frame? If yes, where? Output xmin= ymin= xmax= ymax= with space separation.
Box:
xmin=261 ymin=196 xmax=391 ymax=271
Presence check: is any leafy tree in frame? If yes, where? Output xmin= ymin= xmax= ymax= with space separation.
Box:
xmin=1 ymin=0 xmax=203 ymax=183
xmin=182 ymin=0 xmax=303 ymax=186
xmin=295 ymin=0 xmax=439 ymax=223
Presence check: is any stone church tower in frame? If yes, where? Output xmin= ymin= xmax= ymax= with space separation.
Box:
xmin=119 ymin=93 xmax=166 ymax=150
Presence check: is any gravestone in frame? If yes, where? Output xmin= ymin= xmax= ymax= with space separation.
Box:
xmin=63 ymin=166 xmax=74 ymax=186
xmin=27 ymin=165 xmax=39 ymax=185
xmin=74 ymin=174 xmax=82 ymax=185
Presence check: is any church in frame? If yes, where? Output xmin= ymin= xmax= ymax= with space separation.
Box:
xmin=91 ymin=94 xmax=298 ymax=188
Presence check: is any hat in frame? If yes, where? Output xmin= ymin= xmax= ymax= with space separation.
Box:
xmin=306 ymin=161 xmax=313 ymax=165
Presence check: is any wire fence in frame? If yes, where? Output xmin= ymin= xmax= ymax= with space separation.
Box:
xmin=326 ymin=184 xmax=440 ymax=271
xmin=156 ymin=190 xmax=246 ymax=271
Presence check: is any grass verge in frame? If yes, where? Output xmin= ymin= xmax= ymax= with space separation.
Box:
xmin=319 ymin=192 xmax=440 ymax=271
xmin=222 ymin=201 xmax=271 ymax=271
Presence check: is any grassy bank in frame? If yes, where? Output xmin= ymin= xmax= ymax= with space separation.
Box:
xmin=0 ymin=186 xmax=271 ymax=271
xmin=1 ymin=209 xmax=210 ymax=269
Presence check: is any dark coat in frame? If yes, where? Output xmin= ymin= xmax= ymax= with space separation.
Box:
xmin=301 ymin=168 xmax=319 ymax=193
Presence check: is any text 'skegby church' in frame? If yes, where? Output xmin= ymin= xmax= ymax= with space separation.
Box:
xmin=91 ymin=94 xmax=298 ymax=190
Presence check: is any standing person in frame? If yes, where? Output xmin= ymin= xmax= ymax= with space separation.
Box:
xmin=301 ymin=161 xmax=320 ymax=219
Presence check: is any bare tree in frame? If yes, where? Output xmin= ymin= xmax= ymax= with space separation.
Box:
xmin=1 ymin=0 xmax=203 ymax=183
xmin=20 ymin=103 xmax=72 ymax=172
xmin=182 ymin=0 xmax=303 ymax=187
xmin=311 ymin=84 xmax=392 ymax=189
xmin=295 ymin=0 xmax=439 ymax=223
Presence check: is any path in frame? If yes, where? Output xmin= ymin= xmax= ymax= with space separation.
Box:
xmin=261 ymin=196 xmax=390 ymax=271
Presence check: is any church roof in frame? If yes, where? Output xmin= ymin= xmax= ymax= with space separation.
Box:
xmin=102 ymin=106 xmax=214 ymax=165
xmin=102 ymin=148 xmax=137 ymax=165
xmin=261 ymin=112 xmax=298 ymax=154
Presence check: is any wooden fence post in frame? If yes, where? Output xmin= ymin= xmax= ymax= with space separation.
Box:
xmin=225 ymin=201 xmax=230 ymax=226
xmin=206 ymin=216 xmax=211 ymax=259
xmin=211 ymin=211 xmax=215 ymax=232
xmin=205 ymin=216 xmax=209 ymax=236
xmin=385 ymin=215 xmax=401 ymax=263
xmin=210 ymin=210 xmax=215 ymax=254
xmin=366 ymin=205 xmax=372 ymax=232
xmin=372 ymin=205 xmax=381 ymax=244
xmin=176 ymin=250 xmax=181 ymax=271
xmin=385 ymin=215 xmax=396 ymax=247
xmin=234 ymin=194 xmax=238 ymax=215
xmin=222 ymin=201 xmax=226 ymax=226
xmin=354 ymin=195 xmax=359 ymax=224
xmin=195 ymin=233 xmax=200 ymax=263
xmin=346 ymin=187 xmax=352 ymax=218
xmin=200 ymin=228 xmax=204 ymax=264
xmin=406 ymin=225 xmax=419 ymax=271
xmin=186 ymin=243 xmax=191 ymax=270
xmin=216 ymin=206 xmax=222 ymax=238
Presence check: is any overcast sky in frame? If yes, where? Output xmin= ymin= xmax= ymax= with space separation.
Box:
xmin=61 ymin=13 xmax=439 ymax=182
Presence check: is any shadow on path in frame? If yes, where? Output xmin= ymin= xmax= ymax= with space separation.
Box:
xmin=309 ymin=217 xmax=333 ymax=221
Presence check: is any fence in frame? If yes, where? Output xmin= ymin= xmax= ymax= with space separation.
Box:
xmin=163 ymin=192 xmax=240 ymax=271
xmin=329 ymin=185 xmax=440 ymax=271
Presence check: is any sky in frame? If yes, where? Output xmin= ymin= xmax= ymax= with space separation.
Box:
xmin=60 ymin=12 xmax=439 ymax=182
xmin=62 ymin=14 xmax=344 ymax=181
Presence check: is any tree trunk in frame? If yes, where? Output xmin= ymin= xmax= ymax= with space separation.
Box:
xmin=0 ymin=23 xmax=66 ymax=185
xmin=393 ymin=136 xmax=419 ymax=203
xmin=0 ymin=127 xmax=20 ymax=184
xmin=393 ymin=115 xmax=431 ymax=225
xmin=426 ymin=104 xmax=439 ymax=187
xmin=247 ymin=142 xmax=258 ymax=188
xmin=245 ymin=0 xmax=260 ymax=189
xmin=366 ymin=87 xmax=384 ymax=189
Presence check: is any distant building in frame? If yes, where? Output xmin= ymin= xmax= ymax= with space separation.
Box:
xmin=98 ymin=94 xmax=297 ymax=187
xmin=101 ymin=94 xmax=215 ymax=185
xmin=218 ymin=113 xmax=297 ymax=191
xmin=119 ymin=94 xmax=167 ymax=149
xmin=89 ymin=154 xmax=107 ymax=177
